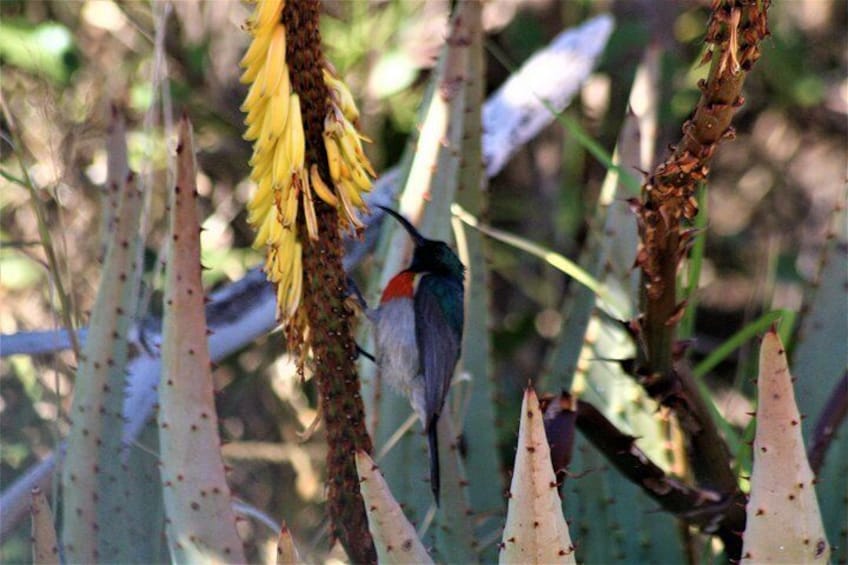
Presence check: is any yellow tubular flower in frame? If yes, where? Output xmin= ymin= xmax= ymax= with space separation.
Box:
xmin=264 ymin=26 xmax=287 ymax=94
xmin=309 ymin=163 xmax=338 ymax=207
xmin=318 ymin=78 xmax=376 ymax=230
xmin=242 ymin=0 xmax=376 ymax=322
xmin=323 ymin=131 xmax=342 ymax=182
xmin=301 ymin=174 xmax=320 ymax=240
xmin=323 ymin=69 xmax=360 ymax=122
xmin=253 ymin=0 xmax=283 ymax=34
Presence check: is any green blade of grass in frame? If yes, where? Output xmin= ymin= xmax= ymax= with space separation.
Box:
xmin=452 ymin=203 xmax=628 ymax=319
xmin=680 ymin=184 xmax=708 ymax=338
xmin=0 ymin=168 xmax=27 ymax=186
xmin=690 ymin=309 xmax=791 ymax=468
xmin=692 ymin=309 xmax=787 ymax=379
xmin=557 ymin=113 xmax=642 ymax=195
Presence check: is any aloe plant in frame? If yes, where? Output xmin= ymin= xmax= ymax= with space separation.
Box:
xmin=30 ymin=487 xmax=58 ymax=565
xmin=60 ymin=115 xmax=143 ymax=563
xmin=1 ymin=12 xmax=615 ymax=548
xmin=157 ymin=116 xmax=246 ymax=562
xmin=355 ymin=450 xmax=434 ymax=565
xmin=500 ymin=388 xmax=575 ymax=564
xmin=741 ymin=330 xmax=830 ymax=563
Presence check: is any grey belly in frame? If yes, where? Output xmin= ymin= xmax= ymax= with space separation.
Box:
xmin=374 ymin=298 xmax=421 ymax=399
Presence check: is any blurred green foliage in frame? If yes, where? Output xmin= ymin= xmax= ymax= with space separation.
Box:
xmin=0 ymin=20 xmax=78 ymax=84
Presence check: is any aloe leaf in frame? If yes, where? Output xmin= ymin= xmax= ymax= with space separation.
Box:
xmin=540 ymin=99 xmax=641 ymax=393
xmin=355 ymin=450 xmax=434 ymax=565
xmin=275 ymin=523 xmax=301 ymax=564
xmin=102 ymin=103 xmax=130 ymax=257
xmin=792 ymin=193 xmax=848 ymax=562
xmin=538 ymin=52 xmax=641 ymax=394
xmin=500 ymin=388 xmax=575 ymax=564
xmin=61 ymin=118 xmax=143 ymax=562
xmin=564 ymin=305 xmax=688 ymax=564
xmin=158 ymin=116 xmax=245 ymax=563
xmin=57 ymin=108 xmax=162 ymax=561
xmin=123 ymin=422 xmax=169 ymax=564
xmin=448 ymin=0 xmax=503 ymax=549
xmin=741 ymin=330 xmax=830 ymax=563
xmin=30 ymin=487 xmax=59 ymax=565
xmin=565 ymin=433 xmax=688 ymax=564
xmin=433 ymin=413 xmax=478 ymax=563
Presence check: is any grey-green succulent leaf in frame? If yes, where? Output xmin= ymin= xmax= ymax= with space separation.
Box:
xmin=741 ymin=331 xmax=830 ymax=563
xmin=792 ymin=193 xmax=848 ymax=562
xmin=30 ymin=487 xmax=59 ymax=565
xmin=158 ymin=116 xmax=246 ymax=563
xmin=61 ymin=112 xmax=143 ymax=563
xmin=500 ymin=388 xmax=576 ymax=564
xmin=355 ymin=450 xmax=434 ymax=565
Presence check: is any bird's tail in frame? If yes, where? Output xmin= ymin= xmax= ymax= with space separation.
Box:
xmin=427 ymin=418 xmax=440 ymax=506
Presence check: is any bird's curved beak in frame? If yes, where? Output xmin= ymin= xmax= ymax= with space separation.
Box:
xmin=377 ymin=205 xmax=426 ymax=246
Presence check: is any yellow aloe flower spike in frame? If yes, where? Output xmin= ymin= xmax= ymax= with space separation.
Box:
xmin=242 ymin=0 xmax=377 ymax=324
xmin=242 ymin=0 xmax=317 ymax=324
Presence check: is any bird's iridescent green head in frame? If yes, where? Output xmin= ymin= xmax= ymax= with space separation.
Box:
xmin=378 ymin=206 xmax=465 ymax=279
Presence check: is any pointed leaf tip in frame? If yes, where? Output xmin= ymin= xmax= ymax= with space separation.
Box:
xmin=31 ymin=487 xmax=59 ymax=565
xmin=159 ymin=110 xmax=245 ymax=563
xmin=276 ymin=521 xmax=301 ymax=564
xmin=500 ymin=388 xmax=576 ymax=564
xmin=355 ymin=451 xmax=433 ymax=565
xmin=741 ymin=331 xmax=830 ymax=564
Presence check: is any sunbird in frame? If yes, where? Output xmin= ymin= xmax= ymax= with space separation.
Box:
xmin=370 ymin=206 xmax=465 ymax=504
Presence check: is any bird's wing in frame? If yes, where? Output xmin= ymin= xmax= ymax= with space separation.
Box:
xmin=414 ymin=274 xmax=464 ymax=427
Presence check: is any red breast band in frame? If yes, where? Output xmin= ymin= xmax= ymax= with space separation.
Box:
xmin=380 ymin=270 xmax=415 ymax=302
